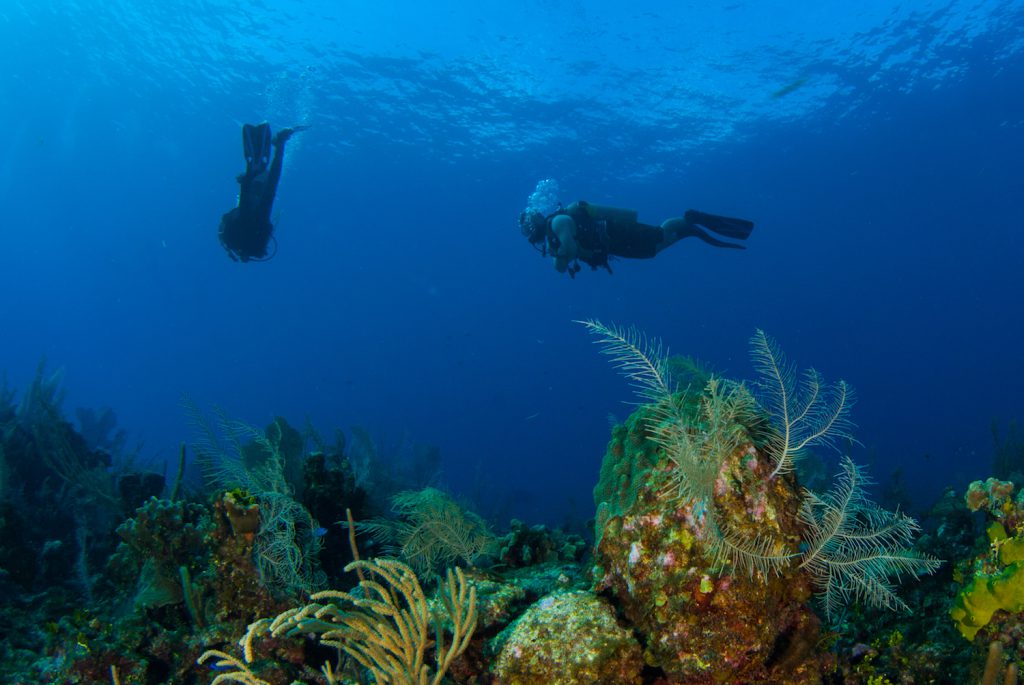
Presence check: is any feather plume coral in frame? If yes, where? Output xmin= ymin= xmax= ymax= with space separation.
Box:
xmin=576 ymin=319 xmax=675 ymax=407
xmin=750 ymin=329 xmax=856 ymax=478
xmin=797 ymin=457 xmax=942 ymax=619
xmin=577 ymin=319 xmax=711 ymax=505
xmin=357 ymin=487 xmax=497 ymax=573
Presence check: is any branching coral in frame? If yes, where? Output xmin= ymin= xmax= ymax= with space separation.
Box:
xmin=199 ymin=558 xmax=476 ymax=685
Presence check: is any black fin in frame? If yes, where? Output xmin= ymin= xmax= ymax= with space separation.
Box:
xmin=242 ymin=123 xmax=272 ymax=174
xmin=677 ymin=225 xmax=746 ymax=249
xmin=684 ymin=210 xmax=755 ymax=240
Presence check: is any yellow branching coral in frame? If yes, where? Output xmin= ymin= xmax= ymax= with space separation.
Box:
xmin=199 ymin=558 xmax=477 ymax=685
xmin=195 ymin=649 xmax=270 ymax=685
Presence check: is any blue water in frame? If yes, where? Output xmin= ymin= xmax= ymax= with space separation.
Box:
xmin=1 ymin=0 xmax=1022 ymax=524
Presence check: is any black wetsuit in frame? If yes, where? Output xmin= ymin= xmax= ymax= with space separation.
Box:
xmin=548 ymin=201 xmax=664 ymax=271
xmin=219 ymin=126 xmax=289 ymax=262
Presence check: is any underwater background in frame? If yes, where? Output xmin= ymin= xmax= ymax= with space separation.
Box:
xmin=4 ymin=0 xmax=1022 ymax=526
xmin=2 ymin=1 xmax=1024 ymax=684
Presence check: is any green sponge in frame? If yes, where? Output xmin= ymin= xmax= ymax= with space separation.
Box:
xmin=950 ymin=560 xmax=1024 ymax=641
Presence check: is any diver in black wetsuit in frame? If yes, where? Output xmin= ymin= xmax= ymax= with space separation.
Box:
xmin=219 ymin=122 xmax=307 ymax=262
xmin=519 ymin=201 xmax=754 ymax=277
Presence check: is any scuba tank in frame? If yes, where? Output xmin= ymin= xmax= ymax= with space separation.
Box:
xmin=577 ymin=202 xmax=639 ymax=226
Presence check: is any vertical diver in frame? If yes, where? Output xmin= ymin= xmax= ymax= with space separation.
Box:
xmin=218 ymin=122 xmax=307 ymax=262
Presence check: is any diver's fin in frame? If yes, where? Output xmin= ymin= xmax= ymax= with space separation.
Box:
xmin=684 ymin=209 xmax=754 ymax=240
xmin=242 ymin=122 xmax=272 ymax=174
xmin=676 ymin=224 xmax=746 ymax=249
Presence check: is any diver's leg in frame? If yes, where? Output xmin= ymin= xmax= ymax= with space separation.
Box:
xmin=258 ymin=127 xmax=307 ymax=219
xmin=257 ymin=134 xmax=289 ymax=219
xmin=606 ymin=222 xmax=662 ymax=258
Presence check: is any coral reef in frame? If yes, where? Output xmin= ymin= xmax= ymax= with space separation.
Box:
xmin=0 ymin=330 xmax=989 ymax=684
xmin=188 ymin=404 xmax=327 ymax=595
xmin=496 ymin=518 xmax=587 ymax=568
xmin=583 ymin=321 xmax=939 ymax=683
xmin=593 ymin=400 xmax=825 ymax=683
xmin=950 ymin=477 xmax=1024 ymax=677
xmin=301 ymin=449 xmax=368 ymax=586
xmin=966 ymin=477 xmax=1017 ymax=516
xmin=106 ymin=497 xmax=213 ymax=615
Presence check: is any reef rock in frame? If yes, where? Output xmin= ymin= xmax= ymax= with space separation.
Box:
xmin=492 ymin=590 xmax=643 ymax=685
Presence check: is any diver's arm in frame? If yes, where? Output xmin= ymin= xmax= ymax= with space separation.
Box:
xmin=551 ymin=214 xmax=578 ymax=272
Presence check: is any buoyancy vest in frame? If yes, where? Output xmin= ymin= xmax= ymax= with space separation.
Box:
xmin=545 ymin=201 xmax=612 ymax=273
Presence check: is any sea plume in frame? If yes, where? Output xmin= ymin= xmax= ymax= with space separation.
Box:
xmin=797 ymin=456 xmax=942 ymax=619
xmin=750 ymin=329 xmax=856 ymax=478
xmin=357 ymin=488 xmax=497 ymax=573
xmin=579 ymin=319 xmax=719 ymax=507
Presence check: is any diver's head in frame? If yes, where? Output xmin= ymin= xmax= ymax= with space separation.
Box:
xmin=519 ymin=210 xmax=547 ymax=245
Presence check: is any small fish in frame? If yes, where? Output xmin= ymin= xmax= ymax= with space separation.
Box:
xmin=771 ymin=78 xmax=807 ymax=99
xmin=313 ymin=527 xmax=328 ymax=537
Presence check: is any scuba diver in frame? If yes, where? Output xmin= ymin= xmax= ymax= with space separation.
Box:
xmin=520 ymin=200 xmax=755 ymax=277
xmin=219 ymin=122 xmax=307 ymax=262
